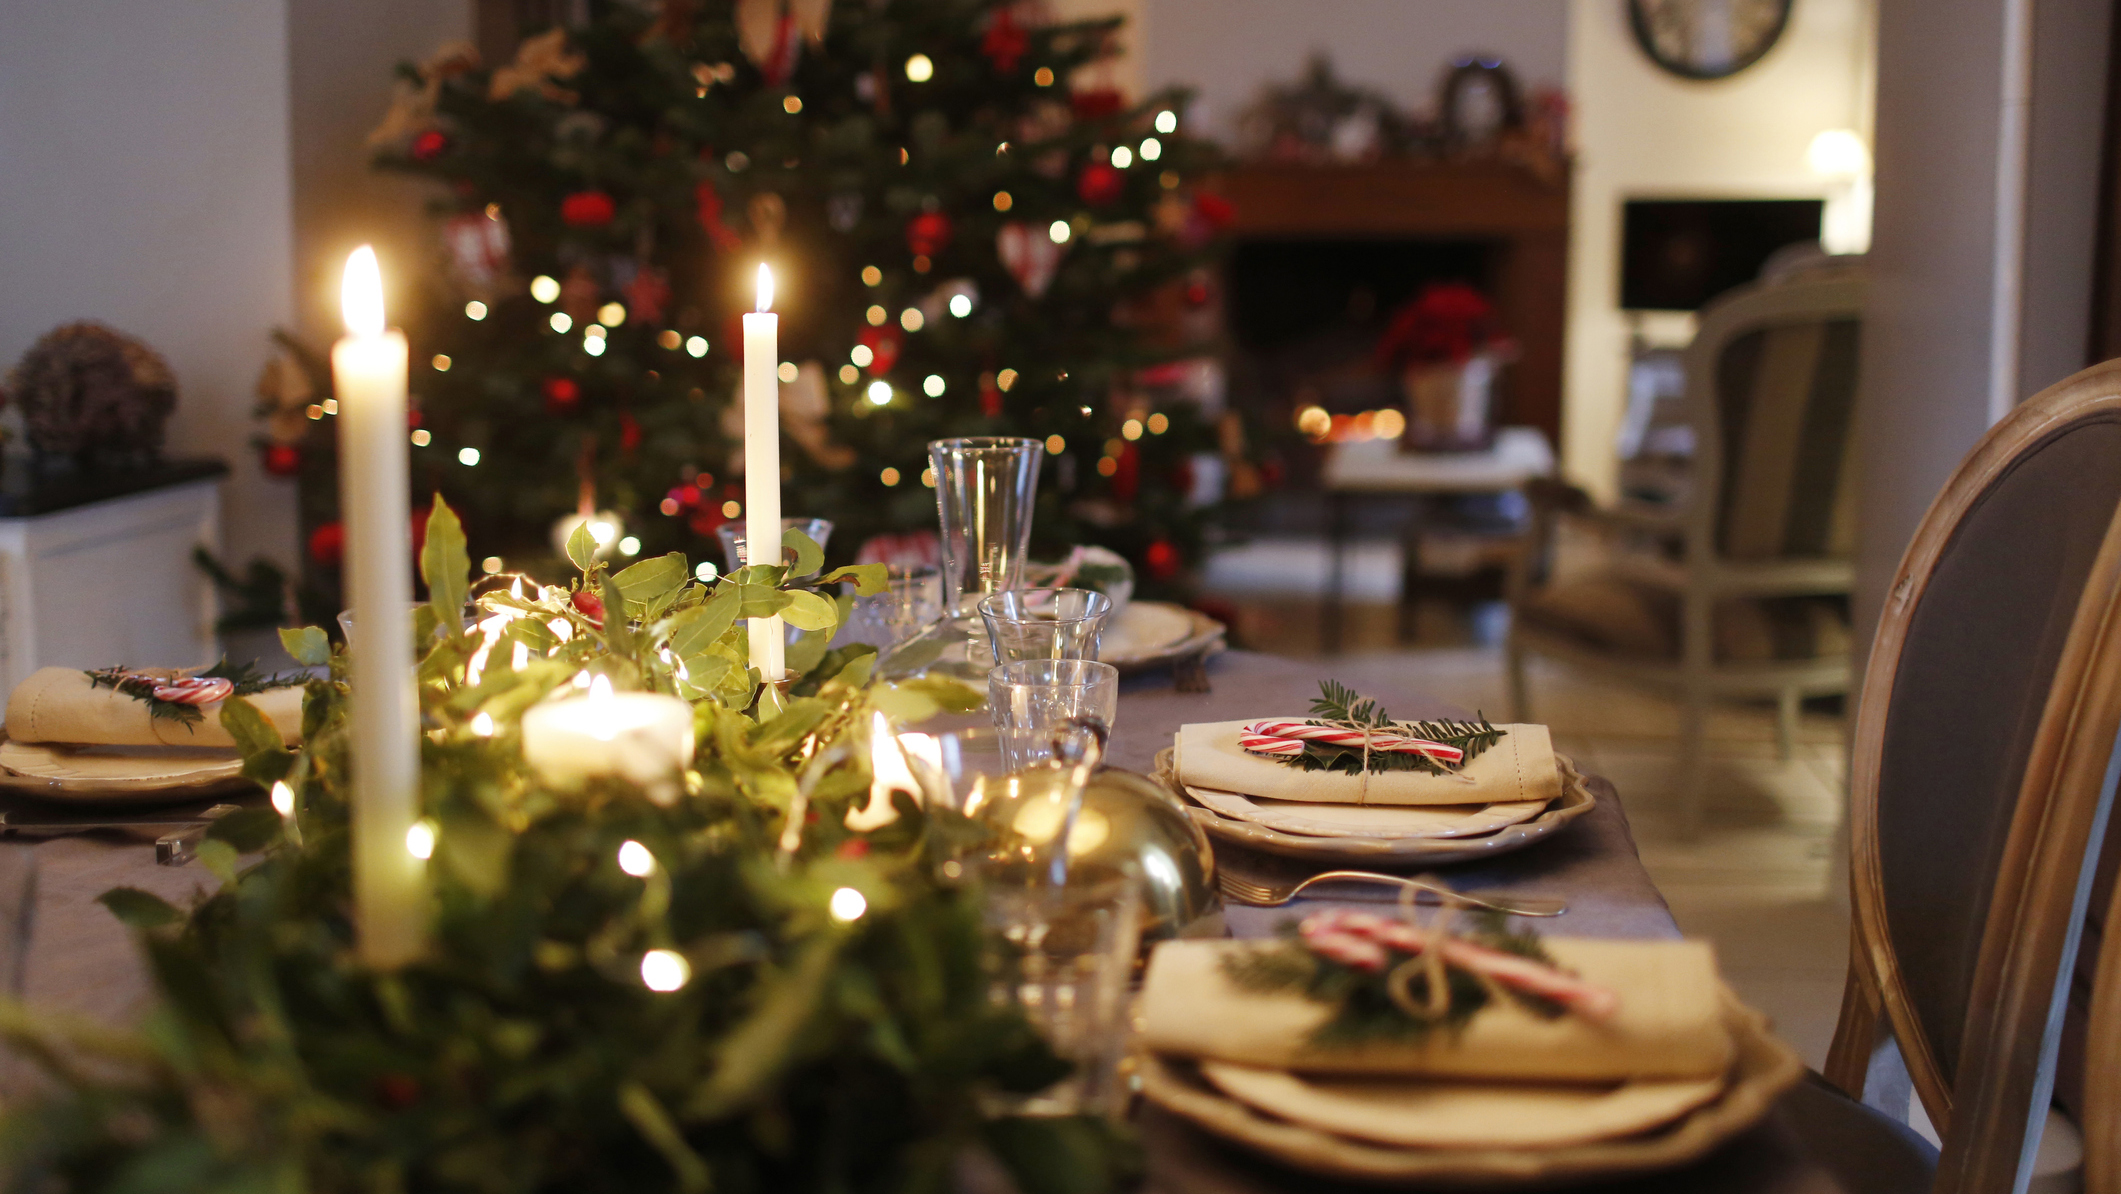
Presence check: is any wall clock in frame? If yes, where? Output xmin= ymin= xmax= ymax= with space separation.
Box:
xmin=1627 ymin=0 xmax=1795 ymax=81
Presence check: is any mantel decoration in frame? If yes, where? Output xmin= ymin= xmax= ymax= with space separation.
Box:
xmin=4 ymin=322 xmax=178 ymax=469
xmin=0 ymin=500 xmax=1136 ymax=1193
xmin=244 ymin=0 xmax=1241 ymax=631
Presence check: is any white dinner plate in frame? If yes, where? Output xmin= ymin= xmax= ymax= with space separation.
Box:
xmin=0 ymin=734 xmax=256 ymax=806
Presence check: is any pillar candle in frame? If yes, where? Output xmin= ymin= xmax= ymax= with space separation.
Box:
xmin=520 ymin=674 xmax=696 ymax=803
xmin=743 ymin=263 xmax=786 ymax=681
xmin=332 ymin=245 xmax=424 ymax=969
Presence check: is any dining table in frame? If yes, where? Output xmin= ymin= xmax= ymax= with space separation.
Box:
xmin=0 ymin=649 xmax=1913 ymax=1190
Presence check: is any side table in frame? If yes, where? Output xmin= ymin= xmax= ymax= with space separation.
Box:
xmin=0 ymin=459 xmax=229 ymax=695
xmin=1319 ymin=428 xmax=1554 ymax=652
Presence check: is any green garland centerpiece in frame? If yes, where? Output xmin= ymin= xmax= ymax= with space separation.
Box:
xmin=0 ymin=498 xmax=1136 ymax=1194
xmin=1239 ymin=681 xmax=1505 ymax=777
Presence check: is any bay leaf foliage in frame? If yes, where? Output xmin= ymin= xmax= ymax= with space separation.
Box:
xmin=0 ymin=499 xmax=1134 ymax=1194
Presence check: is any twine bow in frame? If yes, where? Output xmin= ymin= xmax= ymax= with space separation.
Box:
xmin=1239 ymin=718 xmax=1475 ymax=804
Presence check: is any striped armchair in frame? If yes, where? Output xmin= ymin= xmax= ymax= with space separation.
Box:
xmin=1507 ymin=268 xmax=1864 ymax=835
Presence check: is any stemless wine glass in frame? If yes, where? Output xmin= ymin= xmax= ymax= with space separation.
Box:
xmin=716 ymin=517 xmax=834 ymax=578
xmin=931 ymin=437 xmax=1042 ymax=616
xmin=843 ymin=564 xmax=944 ymax=650
xmin=988 ymin=659 xmax=1120 ymax=770
xmin=978 ymin=588 xmax=1113 ymax=664
xmin=982 ymin=877 xmax=1143 ymax=1117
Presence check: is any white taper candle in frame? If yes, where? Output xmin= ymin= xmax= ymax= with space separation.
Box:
xmin=743 ymin=263 xmax=786 ymax=681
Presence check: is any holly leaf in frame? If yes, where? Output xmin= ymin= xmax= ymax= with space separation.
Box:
xmin=613 ymin=552 xmax=689 ymax=617
xmin=782 ymin=528 xmax=824 ymax=578
xmin=566 ymin=521 xmax=599 ymax=573
xmin=821 ymin=563 xmax=888 ymax=596
xmin=97 ymin=887 xmax=183 ymax=930
xmin=422 ymin=497 xmax=470 ymax=639
xmin=278 ymin=625 xmax=331 ymax=667
xmin=780 ymin=589 xmax=838 ymax=632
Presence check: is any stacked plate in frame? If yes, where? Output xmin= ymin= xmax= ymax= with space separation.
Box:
xmin=1100 ymin=601 xmax=1226 ymax=674
xmin=1154 ymin=746 xmax=1594 ymax=865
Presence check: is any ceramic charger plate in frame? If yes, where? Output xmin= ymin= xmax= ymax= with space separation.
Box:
xmin=1139 ymin=992 xmax=1805 ymax=1185
xmin=1102 ymin=602 xmax=1227 ymax=674
xmin=0 ymin=732 xmax=256 ymax=806
xmin=1154 ymin=749 xmax=1596 ymax=864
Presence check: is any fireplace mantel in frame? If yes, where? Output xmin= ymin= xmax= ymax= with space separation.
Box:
xmin=1214 ymin=160 xmax=1571 ymax=441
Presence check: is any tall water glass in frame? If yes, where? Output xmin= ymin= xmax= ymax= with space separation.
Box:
xmin=931 ymin=437 xmax=1042 ymax=616
xmin=983 ymin=878 xmax=1143 ymax=1117
xmin=717 ymin=517 xmax=833 ymax=578
xmin=988 ymin=659 xmax=1120 ymax=770
xmin=978 ymin=588 xmax=1113 ymax=664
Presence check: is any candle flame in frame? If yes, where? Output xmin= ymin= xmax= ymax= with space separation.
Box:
xmin=590 ymin=674 xmax=614 ymax=704
xmin=342 ymin=245 xmax=386 ymax=336
xmin=755 ymin=263 xmax=774 ymax=313
xmin=849 ymin=711 xmax=921 ymax=831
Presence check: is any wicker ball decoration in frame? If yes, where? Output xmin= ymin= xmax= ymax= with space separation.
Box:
xmin=6 ymin=322 xmax=177 ymax=465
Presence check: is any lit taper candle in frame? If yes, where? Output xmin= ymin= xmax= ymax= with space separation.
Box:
xmin=743 ymin=263 xmax=786 ymax=681
xmin=332 ymin=245 xmax=425 ymax=968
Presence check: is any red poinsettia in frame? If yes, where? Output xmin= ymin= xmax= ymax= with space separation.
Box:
xmin=1374 ymin=282 xmax=1503 ymax=369
xmin=859 ymin=325 xmax=902 ymax=375
xmin=981 ymin=8 xmax=1029 ymax=74
xmin=560 ymin=190 xmax=616 ymax=227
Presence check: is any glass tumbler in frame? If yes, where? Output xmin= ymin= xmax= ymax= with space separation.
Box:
xmin=842 ymin=564 xmax=944 ymax=650
xmin=988 ymin=659 xmax=1120 ymax=770
xmin=930 ymin=437 xmax=1042 ymax=616
xmin=984 ymin=878 xmax=1144 ymax=1117
xmin=716 ymin=517 xmax=834 ymax=578
xmin=978 ymin=588 xmax=1113 ymax=664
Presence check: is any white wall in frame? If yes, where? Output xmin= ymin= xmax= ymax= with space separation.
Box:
xmin=0 ymin=0 xmax=297 ymax=570
xmin=1135 ymin=0 xmax=1568 ymax=142
xmin=1563 ymin=0 xmax=1876 ymax=499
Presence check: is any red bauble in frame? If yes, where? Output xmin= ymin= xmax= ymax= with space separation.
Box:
xmin=905 ymin=211 xmax=953 ymax=258
xmin=619 ymin=413 xmax=642 ymax=453
xmin=1193 ymin=191 xmax=1236 ymax=229
xmin=981 ymin=8 xmax=1029 ymax=73
xmin=1070 ymin=88 xmax=1125 ymax=121
xmin=695 ymin=181 xmax=742 ymax=250
xmin=980 ymin=377 xmax=1003 ymax=418
xmin=410 ymin=130 xmax=448 ymax=162
xmin=543 ymin=376 xmax=581 ymax=413
xmin=1144 ymin=538 xmax=1181 ymax=581
xmin=571 ymin=587 xmax=606 ymax=627
xmin=261 ymin=442 xmax=302 ymax=476
xmin=1077 ymin=162 xmax=1125 ymax=206
xmin=858 ymin=325 xmax=902 ymax=375
xmin=309 ymin=522 xmax=345 ymax=568
xmin=560 ymin=190 xmax=617 ymax=227
xmin=1111 ymin=442 xmax=1140 ymax=502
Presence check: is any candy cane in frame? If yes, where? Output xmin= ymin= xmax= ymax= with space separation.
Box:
xmin=152 ymin=677 xmax=234 ymax=706
xmin=1241 ymin=720 xmax=1464 ymax=762
xmin=1305 ymin=909 xmax=1619 ymax=1022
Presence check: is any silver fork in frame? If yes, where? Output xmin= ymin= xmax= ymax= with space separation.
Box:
xmin=1218 ymin=869 xmax=1568 ymax=916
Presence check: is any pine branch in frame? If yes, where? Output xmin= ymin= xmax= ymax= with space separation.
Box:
xmin=1279 ymin=682 xmax=1509 ymax=776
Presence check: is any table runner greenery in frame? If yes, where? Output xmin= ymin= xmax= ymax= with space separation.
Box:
xmin=0 ymin=500 xmax=1133 ymax=1194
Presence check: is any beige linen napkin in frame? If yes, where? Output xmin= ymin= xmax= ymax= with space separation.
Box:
xmin=1176 ymin=719 xmax=1561 ymax=807
xmin=1140 ymin=937 xmax=1734 ymax=1083
xmin=6 ymin=667 xmax=304 ymax=748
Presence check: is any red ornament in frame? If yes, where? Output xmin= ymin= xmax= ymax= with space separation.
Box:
xmin=571 ymin=587 xmax=606 ymax=628
xmin=982 ymin=8 xmax=1030 ymax=73
xmin=623 ymin=266 xmax=672 ymax=325
xmin=858 ymin=325 xmax=902 ymax=375
xmin=1111 ymin=442 xmax=1140 ymax=502
xmin=695 ymin=181 xmax=742 ymax=251
xmin=262 ymin=442 xmax=302 ymax=476
xmin=1077 ymin=162 xmax=1125 ymax=206
xmin=561 ymin=190 xmax=617 ymax=227
xmin=543 ymin=376 xmax=582 ymax=413
xmin=905 ymin=211 xmax=953 ymax=258
xmin=1192 ymin=191 xmax=1236 ymax=230
xmin=410 ymin=130 xmax=449 ymax=162
xmin=620 ymin=413 xmax=642 ymax=454
xmin=980 ymin=376 xmax=1003 ymax=418
xmin=1070 ymin=88 xmax=1125 ymax=122
xmin=1144 ymin=538 xmax=1181 ymax=581
xmin=309 ymin=521 xmax=345 ymax=568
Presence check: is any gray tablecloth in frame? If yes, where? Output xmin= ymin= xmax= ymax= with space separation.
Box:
xmin=0 ymin=650 xmax=1897 ymax=1190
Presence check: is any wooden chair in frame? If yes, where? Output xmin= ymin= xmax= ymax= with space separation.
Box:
xmin=1818 ymin=360 xmax=2121 ymax=1193
xmin=1507 ymin=270 xmax=1864 ymax=834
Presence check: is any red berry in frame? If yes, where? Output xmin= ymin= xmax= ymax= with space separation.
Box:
xmin=560 ymin=190 xmax=617 ymax=227
xmin=571 ymin=588 xmax=606 ymax=627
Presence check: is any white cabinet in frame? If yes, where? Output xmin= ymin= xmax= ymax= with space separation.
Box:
xmin=0 ymin=473 xmax=223 ymax=695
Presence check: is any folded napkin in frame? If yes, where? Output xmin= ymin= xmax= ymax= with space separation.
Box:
xmin=1140 ymin=937 xmax=1733 ymax=1083
xmin=6 ymin=667 xmax=303 ymax=749
xmin=1177 ymin=719 xmax=1560 ymax=807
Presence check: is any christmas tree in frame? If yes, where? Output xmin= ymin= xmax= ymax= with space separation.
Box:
xmin=269 ymin=0 xmax=1233 ymax=602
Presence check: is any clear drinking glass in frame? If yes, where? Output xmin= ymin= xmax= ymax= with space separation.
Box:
xmin=984 ymin=878 xmax=1144 ymax=1117
xmin=931 ymin=437 xmax=1042 ymax=616
xmin=842 ymin=564 xmax=944 ymax=650
xmin=978 ymin=588 xmax=1114 ymax=664
xmin=988 ymin=659 xmax=1120 ymax=770
xmin=716 ymin=517 xmax=834 ymax=577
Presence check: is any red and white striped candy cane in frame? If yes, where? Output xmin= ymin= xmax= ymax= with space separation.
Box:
xmin=1309 ymin=908 xmax=1620 ymax=1022
xmin=1240 ymin=720 xmax=1464 ymax=763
